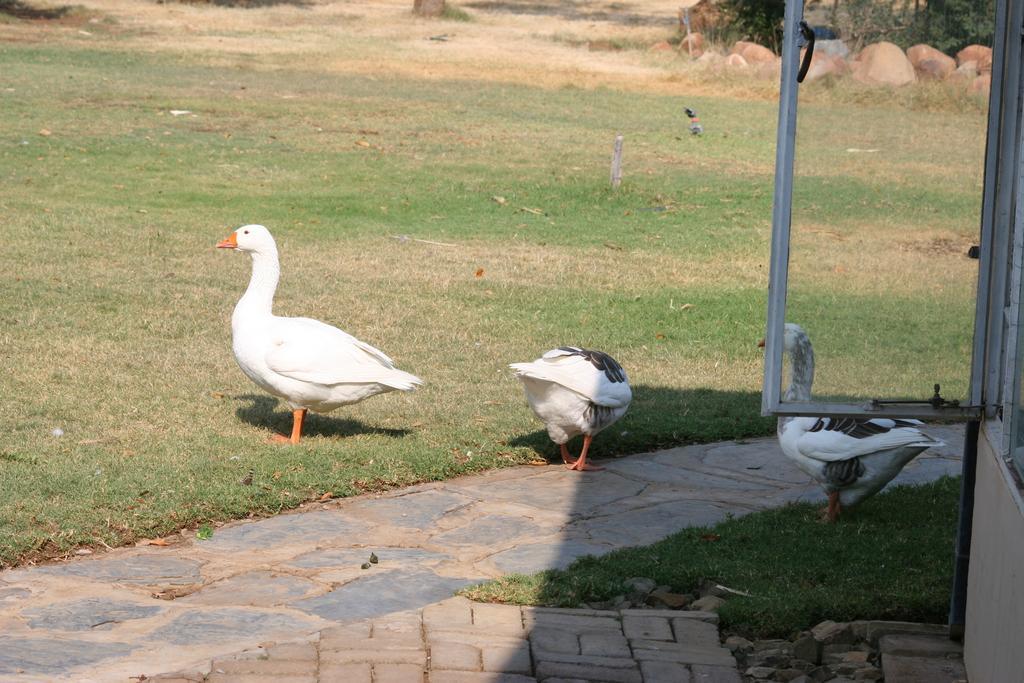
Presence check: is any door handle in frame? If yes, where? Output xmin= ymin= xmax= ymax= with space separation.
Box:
xmin=797 ymin=20 xmax=815 ymax=83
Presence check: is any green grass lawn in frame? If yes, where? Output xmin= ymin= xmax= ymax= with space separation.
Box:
xmin=463 ymin=477 xmax=961 ymax=639
xmin=0 ymin=19 xmax=984 ymax=566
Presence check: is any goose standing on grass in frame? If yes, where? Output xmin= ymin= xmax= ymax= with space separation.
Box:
xmin=510 ymin=347 xmax=632 ymax=472
xmin=217 ymin=225 xmax=422 ymax=444
xmin=762 ymin=323 xmax=944 ymax=521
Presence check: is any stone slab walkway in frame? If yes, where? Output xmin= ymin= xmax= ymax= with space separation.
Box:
xmin=0 ymin=427 xmax=964 ymax=682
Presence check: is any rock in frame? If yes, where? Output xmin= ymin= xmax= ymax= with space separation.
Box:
xmin=413 ymin=0 xmax=445 ymax=17
xmin=917 ymin=58 xmax=956 ymax=80
xmin=649 ymin=41 xmax=673 ymax=52
xmin=624 ymin=577 xmax=657 ymax=595
xmin=970 ymin=73 xmax=991 ymax=97
xmin=777 ymin=669 xmax=808 ymax=682
xmin=680 ymin=32 xmax=704 ymax=58
xmin=854 ymin=42 xmax=916 ymax=86
xmin=953 ymin=60 xmax=978 ymax=79
xmin=841 ymin=651 xmax=871 ymax=664
xmin=956 ymin=44 xmax=992 ymax=67
xmin=725 ymin=53 xmax=748 ymax=68
xmin=793 ymin=634 xmax=822 ymax=664
xmin=732 ymin=40 xmax=776 ymax=63
xmin=691 ymin=595 xmax=725 ymax=612
xmin=812 ymin=621 xmax=855 ymax=645
xmin=815 ymin=39 xmax=850 ymax=59
xmin=802 ymin=52 xmax=849 ymax=82
xmin=724 ymin=635 xmax=753 ymax=653
xmin=745 ymin=666 xmax=776 ymax=679
xmin=749 ymin=647 xmax=794 ymax=668
xmin=852 ymin=666 xmax=883 ymax=680
xmin=646 ymin=589 xmax=691 ymax=609
xmin=907 ymin=44 xmax=956 ymax=80
xmin=977 ymin=50 xmax=993 ymax=74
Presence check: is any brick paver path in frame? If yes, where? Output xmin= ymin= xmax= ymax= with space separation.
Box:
xmin=155 ymin=598 xmax=741 ymax=683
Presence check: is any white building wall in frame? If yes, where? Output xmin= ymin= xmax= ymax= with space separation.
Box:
xmin=965 ymin=427 xmax=1024 ymax=683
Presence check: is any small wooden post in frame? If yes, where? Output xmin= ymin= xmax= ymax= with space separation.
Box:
xmin=610 ymin=135 xmax=624 ymax=189
xmin=683 ymin=8 xmax=692 ymax=58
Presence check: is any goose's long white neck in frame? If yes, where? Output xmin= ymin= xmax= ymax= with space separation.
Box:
xmin=234 ymin=246 xmax=280 ymax=322
xmin=784 ymin=330 xmax=815 ymax=403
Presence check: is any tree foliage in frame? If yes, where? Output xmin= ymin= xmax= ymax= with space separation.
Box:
xmin=718 ymin=0 xmax=786 ymax=53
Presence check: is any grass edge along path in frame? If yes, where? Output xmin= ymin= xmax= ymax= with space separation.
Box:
xmin=462 ymin=476 xmax=961 ymax=639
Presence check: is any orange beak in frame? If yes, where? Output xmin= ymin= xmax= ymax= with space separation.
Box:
xmin=757 ymin=338 xmax=765 ymax=348
xmin=216 ymin=231 xmax=238 ymax=249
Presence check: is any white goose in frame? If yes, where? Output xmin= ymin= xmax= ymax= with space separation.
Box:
xmin=510 ymin=347 xmax=632 ymax=472
xmin=217 ymin=224 xmax=422 ymax=443
xmin=768 ymin=323 xmax=944 ymax=521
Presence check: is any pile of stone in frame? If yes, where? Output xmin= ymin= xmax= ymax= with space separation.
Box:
xmin=730 ymin=620 xmax=966 ymax=683
xmin=653 ymin=34 xmax=992 ymax=96
xmin=580 ymin=577 xmax=967 ymax=682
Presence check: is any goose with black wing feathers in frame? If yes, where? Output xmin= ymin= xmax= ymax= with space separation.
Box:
xmin=766 ymin=323 xmax=944 ymax=521
xmin=510 ymin=347 xmax=631 ymax=472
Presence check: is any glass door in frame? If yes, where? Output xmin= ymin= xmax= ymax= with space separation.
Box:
xmin=764 ymin=0 xmax=994 ymax=420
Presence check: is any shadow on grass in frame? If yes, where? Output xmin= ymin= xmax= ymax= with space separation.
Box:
xmin=508 ymin=384 xmax=775 ymax=463
xmin=234 ymin=394 xmax=412 ymax=440
xmin=0 ymin=0 xmax=73 ymax=19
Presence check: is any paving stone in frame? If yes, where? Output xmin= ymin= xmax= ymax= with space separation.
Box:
xmin=691 ymin=440 xmax=809 ymax=486
xmin=200 ymin=510 xmax=369 ymax=551
xmin=671 ymin=618 xmax=722 ymax=646
xmin=865 ymin=621 xmax=949 ymax=645
xmin=318 ymin=662 xmax=372 ymax=682
xmin=149 ymin=608 xmax=318 ymax=645
xmin=530 ymin=651 xmax=638 ymax=669
xmin=34 ymin=554 xmax=202 ymax=585
xmin=374 ymin=662 xmax=426 ymax=682
xmin=21 ymin=597 xmax=164 ymax=631
xmin=0 ymin=586 xmax=29 ymax=602
xmin=265 ymin=642 xmax=318 ymax=660
xmin=622 ymin=615 xmax=673 ymax=641
xmin=287 ymin=547 xmax=449 ymax=570
xmin=579 ymin=631 xmax=631 ymax=657
xmin=180 ymin=570 xmax=318 ymax=606
xmin=639 ymin=659 xmax=692 ymax=683
xmin=534 ymin=661 xmax=642 ymax=683
xmin=525 ymin=611 xmax=621 ymax=632
xmin=431 ymin=641 xmax=482 ymax=671
xmin=209 ymin=658 xmax=317 ymax=675
xmin=206 ymin=675 xmax=315 ymax=683
xmin=433 ymin=514 xmax=544 ymax=547
xmin=690 ymin=664 xmax=744 ymax=683
xmin=632 ymin=646 xmax=736 ymax=667
xmin=319 ymin=621 xmax=372 ymax=642
xmin=424 ymin=596 xmax=474 ymax=628
xmin=429 ymin=630 xmax=526 ymax=650
xmin=320 ymin=648 xmax=426 ymax=665
xmin=881 ymin=653 xmax=966 ymax=683
xmin=574 ymin=500 xmax=731 ymax=548
xmin=346 ymin=489 xmax=474 ymax=529
xmin=528 ymin=626 xmax=580 ymax=656
xmin=429 ymin=672 xmax=537 ymax=683
xmin=878 ymin=634 xmax=962 ymax=657
xmin=321 ymin=637 xmax=423 ymax=653
xmin=0 ymin=636 xmax=134 ymax=675
xmin=481 ymin=643 xmax=532 ymax=674
xmin=488 ymin=540 xmax=614 ymax=574
xmin=472 ymin=602 xmax=524 ymax=634
xmin=622 ymin=610 xmax=720 ymax=625
xmin=291 ymin=568 xmax=474 ymax=621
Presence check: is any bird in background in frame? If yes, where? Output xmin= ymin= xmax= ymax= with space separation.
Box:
xmin=761 ymin=323 xmax=944 ymax=521
xmin=685 ymin=107 xmax=703 ymax=136
xmin=217 ymin=224 xmax=422 ymax=444
xmin=510 ymin=347 xmax=632 ymax=472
